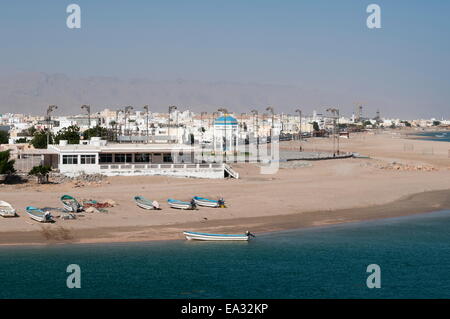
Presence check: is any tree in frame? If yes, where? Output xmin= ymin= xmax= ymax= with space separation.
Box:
xmin=312 ymin=122 xmax=320 ymax=131
xmin=0 ymin=150 xmax=15 ymax=175
xmin=54 ymin=125 xmax=80 ymax=144
xmin=25 ymin=126 xmax=37 ymax=136
xmin=30 ymin=130 xmax=52 ymax=149
xmin=15 ymin=137 xmax=28 ymax=144
xmin=83 ymin=125 xmax=114 ymax=141
xmin=29 ymin=165 xmax=52 ymax=184
xmin=0 ymin=131 xmax=9 ymax=144
xmin=433 ymin=121 xmax=441 ymax=126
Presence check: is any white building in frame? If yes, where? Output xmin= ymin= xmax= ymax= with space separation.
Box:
xmin=46 ymin=137 xmax=237 ymax=179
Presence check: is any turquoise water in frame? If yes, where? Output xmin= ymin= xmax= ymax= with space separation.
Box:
xmin=414 ymin=131 xmax=450 ymax=142
xmin=1 ymin=210 xmax=450 ymax=299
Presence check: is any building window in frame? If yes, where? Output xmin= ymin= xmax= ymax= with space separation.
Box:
xmin=81 ymin=155 xmax=96 ymax=164
xmin=62 ymin=155 xmax=78 ymax=165
xmin=135 ymin=153 xmax=151 ymax=163
xmin=99 ymin=153 xmax=113 ymax=163
xmin=163 ymin=153 xmax=172 ymax=163
xmin=114 ymin=153 xmax=132 ymax=163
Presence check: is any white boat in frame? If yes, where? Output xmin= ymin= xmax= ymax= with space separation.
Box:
xmin=60 ymin=195 xmax=83 ymax=212
xmin=192 ymin=196 xmax=225 ymax=208
xmin=26 ymin=206 xmax=54 ymax=223
xmin=167 ymin=199 xmax=196 ymax=210
xmin=0 ymin=201 xmax=16 ymax=217
xmin=183 ymin=231 xmax=254 ymax=241
xmin=134 ymin=196 xmax=160 ymax=210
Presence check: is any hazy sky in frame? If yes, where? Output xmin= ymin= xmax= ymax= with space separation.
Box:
xmin=0 ymin=0 xmax=449 ymax=118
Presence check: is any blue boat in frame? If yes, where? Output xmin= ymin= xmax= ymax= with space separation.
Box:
xmin=26 ymin=206 xmax=54 ymax=223
xmin=167 ymin=199 xmax=196 ymax=210
xmin=134 ymin=196 xmax=160 ymax=210
xmin=192 ymin=196 xmax=225 ymax=208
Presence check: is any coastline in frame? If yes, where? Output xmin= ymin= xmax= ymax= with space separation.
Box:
xmin=1 ymin=188 xmax=450 ymax=247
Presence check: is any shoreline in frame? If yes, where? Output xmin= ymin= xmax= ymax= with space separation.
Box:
xmin=1 ymin=188 xmax=450 ymax=247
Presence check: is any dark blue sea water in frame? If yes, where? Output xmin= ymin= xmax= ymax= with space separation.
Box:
xmin=414 ymin=131 xmax=450 ymax=142
xmin=1 ymin=210 xmax=450 ymax=299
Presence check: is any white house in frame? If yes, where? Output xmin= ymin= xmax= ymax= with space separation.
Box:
xmin=46 ymin=137 xmax=238 ymax=179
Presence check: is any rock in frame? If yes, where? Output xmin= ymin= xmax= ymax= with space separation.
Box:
xmin=105 ymin=199 xmax=116 ymax=206
xmin=85 ymin=207 xmax=100 ymax=214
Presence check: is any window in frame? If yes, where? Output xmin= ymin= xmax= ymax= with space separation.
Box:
xmin=163 ymin=153 xmax=172 ymax=163
xmin=80 ymin=155 xmax=96 ymax=164
xmin=62 ymin=155 xmax=78 ymax=165
xmin=99 ymin=153 xmax=113 ymax=163
xmin=135 ymin=153 xmax=151 ymax=163
xmin=114 ymin=153 xmax=132 ymax=163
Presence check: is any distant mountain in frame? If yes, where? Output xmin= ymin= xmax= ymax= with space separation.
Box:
xmin=0 ymin=72 xmax=356 ymax=116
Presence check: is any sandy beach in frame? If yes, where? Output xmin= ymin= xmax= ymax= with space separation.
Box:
xmin=1 ymin=130 xmax=449 ymax=246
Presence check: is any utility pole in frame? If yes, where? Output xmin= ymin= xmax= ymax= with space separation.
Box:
xmin=295 ymin=109 xmax=302 ymax=152
xmin=46 ymin=105 xmax=58 ymax=147
xmin=251 ymin=109 xmax=259 ymax=162
xmin=143 ymin=105 xmax=149 ymax=143
xmin=218 ymin=108 xmax=228 ymax=163
xmin=81 ymin=105 xmax=91 ymax=129
xmin=168 ymin=106 xmax=177 ymax=144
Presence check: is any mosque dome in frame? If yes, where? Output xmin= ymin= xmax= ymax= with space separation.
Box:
xmin=214 ymin=116 xmax=238 ymax=126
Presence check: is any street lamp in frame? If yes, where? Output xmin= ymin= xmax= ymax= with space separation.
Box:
xmin=295 ymin=109 xmax=302 ymax=152
xmin=46 ymin=105 xmax=58 ymax=146
xmin=200 ymin=112 xmax=207 ymax=159
xmin=326 ymin=108 xmax=340 ymax=156
xmin=266 ymin=106 xmax=275 ymax=143
xmin=81 ymin=105 xmax=91 ymax=129
xmin=251 ymin=109 xmax=259 ymax=162
xmin=218 ymin=108 xmax=228 ymax=163
xmin=168 ymin=106 xmax=177 ymax=143
xmin=124 ymin=106 xmax=133 ymax=137
xmin=143 ymin=105 xmax=149 ymax=143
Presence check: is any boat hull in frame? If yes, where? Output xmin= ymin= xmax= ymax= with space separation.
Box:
xmin=27 ymin=212 xmax=47 ymax=222
xmin=192 ymin=197 xmax=225 ymax=208
xmin=26 ymin=207 xmax=53 ymax=223
xmin=0 ymin=210 xmax=16 ymax=217
xmin=61 ymin=195 xmax=82 ymax=212
xmin=183 ymin=231 xmax=249 ymax=241
xmin=136 ymin=201 xmax=155 ymax=210
xmin=169 ymin=203 xmax=194 ymax=210
xmin=193 ymin=199 xmax=220 ymax=208
xmin=168 ymin=199 xmax=195 ymax=210
xmin=0 ymin=201 xmax=16 ymax=217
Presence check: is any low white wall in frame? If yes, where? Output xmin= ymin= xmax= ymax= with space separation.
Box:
xmin=59 ymin=166 xmax=225 ymax=179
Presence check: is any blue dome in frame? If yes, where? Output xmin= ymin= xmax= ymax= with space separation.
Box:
xmin=214 ymin=116 xmax=238 ymax=126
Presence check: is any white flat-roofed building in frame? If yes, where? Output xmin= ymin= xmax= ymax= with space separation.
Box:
xmin=47 ymin=137 xmax=237 ymax=179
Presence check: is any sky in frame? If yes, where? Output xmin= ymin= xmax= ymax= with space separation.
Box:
xmin=0 ymin=0 xmax=449 ymax=118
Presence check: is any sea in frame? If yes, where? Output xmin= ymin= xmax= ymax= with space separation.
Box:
xmin=1 ymin=210 xmax=450 ymax=299
xmin=414 ymin=131 xmax=450 ymax=142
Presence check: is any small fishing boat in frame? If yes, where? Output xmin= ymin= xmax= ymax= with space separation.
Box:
xmin=26 ymin=206 xmax=54 ymax=223
xmin=0 ymin=201 xmax=16 ymax=217
xmin=183 ymin=231 xmax=255 ymax=241
xmin=167 ymin=199 xmax=196 ymax=210
xmin=134 ymin=196 xmax=161 ymax=210
xmin=192 ymin=196 xmax=225 ymax=208
xmin=60 ymin=195 xmax=83 ymax=212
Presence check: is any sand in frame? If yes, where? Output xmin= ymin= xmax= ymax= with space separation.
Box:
xmin=1 ymin=129 xmax=449 ymax=245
